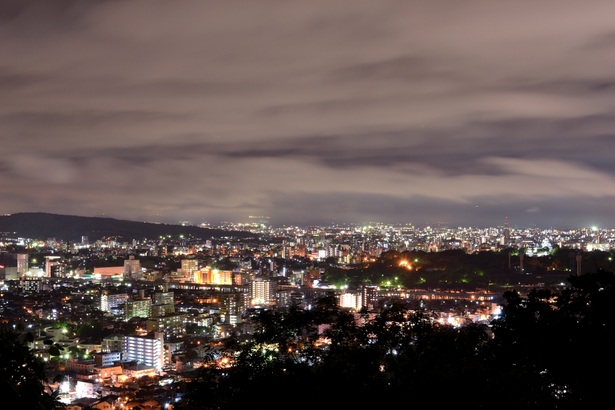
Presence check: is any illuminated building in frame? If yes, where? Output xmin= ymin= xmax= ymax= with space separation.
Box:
xmin=361 ymin=284 xmax=379 ymax=310
xmin=181 ymin=258 xmax=199 ymax=281
xmin=101 ymin=334 xmax=124 ymax=353
xmin=93 ymin=351 xmax=122 ymax=367
xmin=125 ymin=299 xmax=152 ymax=321
xmin=339 ymin=291 xmax=362 ymax=310
xmin=100 ymin=292 xmax=130 ymax=314
xmin=65 ymin=358 xmax=95 ymax=374
xmin=44 ymin=256 xmax=62 ymax=277
xmin=152 ymin=285 xmax=175 ymax=317
xmin=95 ymin=364 xmax=123 ymax=381
xmin=275 ymin=287 xmax=305 ymax=308
xmin=93 ymin=266 xmax=124 ymax=280
xmin=146 ymin=313 xmax=188 ymax=338
xmin=250 ymin=278 xmax=275 ymax=306
xmin=21 ymin=278 xmax=41 ymax=293
xmin=123 ymin=255 xmax=141 ymax=280
xmin=75 ymin=380 xmax=100 ymax=399
xmin=210 ymin=269 xmax=233 ymax=285
xmin=17 ymin=253 xmax=28 ymax=277
xmin=153 ymin=289 xmax=174 ymax=306
xmin=195 ymin=266 xmax=233 ymax=285
xmin=122 ymin=332 xmax=165 ymax=371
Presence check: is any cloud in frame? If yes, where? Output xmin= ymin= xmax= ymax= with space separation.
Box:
xmin=2 ymin=0 xmax=615 ymax=228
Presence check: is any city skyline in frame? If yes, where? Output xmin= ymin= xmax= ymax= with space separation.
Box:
xmin=3 ymin=1 xmax=615 ymax=229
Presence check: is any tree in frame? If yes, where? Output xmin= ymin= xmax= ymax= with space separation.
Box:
xmin=488 ymin=270 xmax=615 ymax=408
xmin=0 ymin=326 xmax=65 ymax=409
xmin=176 ymin=270 xmax=615 ymax=409
xmin=553 ymin=269 xmax=615 ymax=407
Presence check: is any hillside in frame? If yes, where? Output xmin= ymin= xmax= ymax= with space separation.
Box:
xmin=0 ymin=212 xmax=253 ymax=242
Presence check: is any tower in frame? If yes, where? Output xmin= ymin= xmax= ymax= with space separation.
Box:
xmin=503 ymin=216 xmax=510 ymax=246
xmin=17 ymin=254 xmax=28 ymax=277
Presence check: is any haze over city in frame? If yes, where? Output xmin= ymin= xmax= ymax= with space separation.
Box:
xmin=3 ymin=0 xmax=615 ymax=229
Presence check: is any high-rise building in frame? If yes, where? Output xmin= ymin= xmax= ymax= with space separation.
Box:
xmin=181 ymin=258 xmax=199 ymax=281
xmin=340 ymin=291 xmax=362 ymax=310
xmin=250 ymin=278 xmax=275 ymax=306
xmin=122 ymin=332 xmax=164 ymax=371
xmin=153 ymin=291 xmax=174 ymax=307
xmin=123 ymin=255 xmax=141 ymax=280
xmin=361 ymin=284 xmax=379 ymax=310
xmin=101 ymin=293 xmax=130 ymax=315
xmin=125 ymin=299 xmax=152 ymax=321
xmin=152 ymin=291 xmax=175 ymax=317
xmin=17 ymin=253 xmax=28 ymax=277
xmin=45 ymin=256 xmax=62 ymax=278
xmin=146 ymin=313 xmax=188 ymax=338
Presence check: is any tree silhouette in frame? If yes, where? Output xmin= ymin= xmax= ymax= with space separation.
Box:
xmin=0 ymin=326 xmax=65 ymax=409
xmin=176 ymin=270 xmax=615 ymax=409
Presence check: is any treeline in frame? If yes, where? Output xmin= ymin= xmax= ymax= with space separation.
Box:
xmin=176 ymin=269 xmax=615 ymax=409
xmin=323 ymin=247 xmax=613 ymax=290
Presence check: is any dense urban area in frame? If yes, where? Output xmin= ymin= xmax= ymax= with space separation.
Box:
xmin=1 ymin=217 xmax=615 ymax=409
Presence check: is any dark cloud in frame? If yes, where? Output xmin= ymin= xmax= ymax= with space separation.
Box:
xmin=2 ymin=0 xmax=615 ymax=228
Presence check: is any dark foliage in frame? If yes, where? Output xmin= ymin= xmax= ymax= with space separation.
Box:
xmin=0 ymin=326 xmax=64 ymax=409
xmin=325 ymin=248 xmax=606 ymax=291
xmin=176 ymin=271 xmax=615 ymax=409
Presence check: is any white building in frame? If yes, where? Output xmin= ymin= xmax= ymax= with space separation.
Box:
xmin=339 ymin=292 xmax=362 ymax=310
xmin=250 ymin=278 xmax=276 ymax=306
xmin=122 ymin=332 xmax=164 ymax=371
xmin=100 ymin=293 xmax=129 ymax=314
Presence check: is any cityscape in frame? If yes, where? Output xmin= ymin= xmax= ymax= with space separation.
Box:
xmin=3 ymin=1 xmax=615 ymax=408
xmin=1 ymin=213 xmax=614 ymax=408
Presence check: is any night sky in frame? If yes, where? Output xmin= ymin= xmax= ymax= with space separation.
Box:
xmin=2 ymin=0 xmax=615 ymax=229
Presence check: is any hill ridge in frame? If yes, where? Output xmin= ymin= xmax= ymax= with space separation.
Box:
xmin=0 ymin=212 xmax=252 ymax=242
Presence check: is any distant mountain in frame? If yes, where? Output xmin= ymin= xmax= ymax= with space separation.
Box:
xmin=0 ymin=212 xmax=254 ymax=242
